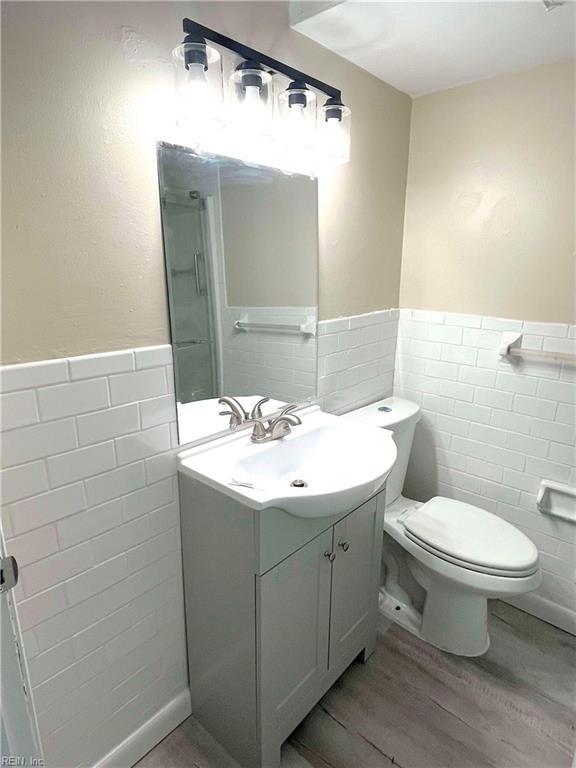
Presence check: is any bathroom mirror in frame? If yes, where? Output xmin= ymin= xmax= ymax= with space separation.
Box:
xmin=157 ymin=144 xmax=319 ymax=445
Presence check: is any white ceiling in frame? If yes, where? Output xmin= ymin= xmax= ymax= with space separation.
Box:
xmin=291 ymin=1 xmax=576 ymax=96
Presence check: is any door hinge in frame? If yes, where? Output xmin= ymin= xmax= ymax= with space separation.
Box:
xmin=0 ymin=555 xmax=19 ymax=593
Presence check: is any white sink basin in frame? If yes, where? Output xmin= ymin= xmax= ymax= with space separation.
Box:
xmin=178 ymin=407 xmax=396 ymax=518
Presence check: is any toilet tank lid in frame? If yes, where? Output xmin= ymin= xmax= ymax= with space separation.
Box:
xmin=342 ymin=397 xmax=421 ymax=429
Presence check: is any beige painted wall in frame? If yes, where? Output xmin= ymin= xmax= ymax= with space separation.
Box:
xmin=400 ymin=59 xmax=576 ymax=323
xmin=1 ymin=1 xmax=411 ymax=364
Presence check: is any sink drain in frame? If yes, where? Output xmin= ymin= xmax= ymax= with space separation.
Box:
xmin=290 ymin=479 xmax=308 ymax=488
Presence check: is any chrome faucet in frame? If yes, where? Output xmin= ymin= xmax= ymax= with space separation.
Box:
xmin=219 ymin=395 xmax=274 ymax=429
xmin=219 ymin=397 xmax=303 ymax=441
xmin=249 ymin=404 xmax=302 ymax=443
xmin=218 ymin=397 xmax=250 ymax=429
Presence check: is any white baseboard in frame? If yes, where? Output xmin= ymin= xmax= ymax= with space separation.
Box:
xmin=94 ymin=689 xmax=192 ymax=768
xmin=505 ymin=594 xmax=576 ymax=637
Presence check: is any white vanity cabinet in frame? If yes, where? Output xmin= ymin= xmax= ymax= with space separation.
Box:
xmin=179 ymin=471 xmax=385 ymax=768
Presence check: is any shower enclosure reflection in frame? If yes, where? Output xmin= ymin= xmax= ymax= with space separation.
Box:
xmin=162 ymin=188 xmax=219 ymax=402
xmin=157 ymin=144 xmax=319 ymax=445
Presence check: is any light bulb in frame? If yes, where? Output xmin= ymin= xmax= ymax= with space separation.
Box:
xmin=319 ymin=98 xmax=351 ymax=164
xmin=173 ymin=40 xmax=224 ymax=140
xmin=185 ymin=62 xmax=215 ymax=111
xmin=323 ymin=116 xmax=348 ymax=162
xmin=288 ymin=103 xmax=306 ymax=125
xmin=279 ymin=83 xmax=316 ymax=152
xmin=241 ymin=85 xmax=265 ymax=125
xmin=285 ymin=103 xmax=314 ymax=150
xmin=230 ymin=64 xmax=273 ymax=142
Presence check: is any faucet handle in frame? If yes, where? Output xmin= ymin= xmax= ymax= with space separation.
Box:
xmin=279 ymin=403 xmax=299 ymax=418
xmin=267 ymin=403 xmax=300 ymax=427
xmin=219 ymin=410 xmax=242 ymax=430
xmin=218 ymin=396 xmax=249 ymax=421
xmin=277 ymin=413 xmax=301 ymax=427
xmin=250 ymin=397 xmax=270 ymax=420
xmin=268 ymin=413 xmax=301 ymax=439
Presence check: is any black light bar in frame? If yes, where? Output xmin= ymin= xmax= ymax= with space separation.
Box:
xmin=182 ymin=18 xmax=342 ymax=102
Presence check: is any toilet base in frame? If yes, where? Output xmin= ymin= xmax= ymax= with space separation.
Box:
xmin=378 ymin=584 xmax=491 ymax=657
xmin=418 ymin=576 xmax=491 ymax=657
xmin=378 ymin=587 xmax=422 ymax=637
xmin=409 ymin=555 xmax=492 ymax=657
xmin=380 ymin=508 xmax=492 ymax=657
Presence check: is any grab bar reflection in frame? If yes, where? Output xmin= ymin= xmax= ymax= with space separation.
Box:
xmin=233 ymin=319 xmax=316 ymax=337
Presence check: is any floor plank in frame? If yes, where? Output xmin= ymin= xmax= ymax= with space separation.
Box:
xmin=136 ymin=601 xmax=576 ymax=768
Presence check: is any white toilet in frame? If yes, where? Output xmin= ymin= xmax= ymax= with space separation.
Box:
xmin=345 ymin=397 xmax=542 ymax=657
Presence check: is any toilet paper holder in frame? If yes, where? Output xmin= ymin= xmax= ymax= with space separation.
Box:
xmin=536 ymin=480 xmax=576 ymax=523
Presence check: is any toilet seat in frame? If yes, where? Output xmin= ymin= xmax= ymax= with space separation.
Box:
xmin=403 ymin=530 xmax=539 ymax=577
xmin=401 ymin=497 xmax=539 ymax=578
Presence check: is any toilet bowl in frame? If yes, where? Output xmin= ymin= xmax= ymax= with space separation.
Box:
xmin=344 ymin=397 xmax=542 ymax=657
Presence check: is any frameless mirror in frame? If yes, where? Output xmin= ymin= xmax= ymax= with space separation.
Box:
xmin=157 ymin=144 xmax=319 ymax=445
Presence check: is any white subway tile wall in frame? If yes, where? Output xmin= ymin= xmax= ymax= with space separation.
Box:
xmin=395 ymin=310 xmax=576 ymax=631
xmin=222 ymin=306 xmax=318 ymax=403
xmin=317 ymin=310 xmax=398 ymax=413
xmin=0 ymin=345 xmax=187 ymax=768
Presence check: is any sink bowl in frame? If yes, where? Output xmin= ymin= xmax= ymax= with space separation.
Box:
xmin=178 ymin=407 xmax=397 ymax=518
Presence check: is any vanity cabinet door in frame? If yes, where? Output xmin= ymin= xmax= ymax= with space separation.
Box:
xmin=329 ymin=498 xmax=379 ymax=669
xmin=258 ymin=529 xmax=333 ymax=734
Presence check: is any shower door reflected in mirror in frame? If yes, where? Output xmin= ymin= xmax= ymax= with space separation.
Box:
xmin=162 ymin=189 xmax=219 ymax=402
xmin=157 ymin=145 xmax=319 ymax=446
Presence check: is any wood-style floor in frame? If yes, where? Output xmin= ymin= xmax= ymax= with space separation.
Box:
xmin=136 ymin=601 xmax=576 ymax=768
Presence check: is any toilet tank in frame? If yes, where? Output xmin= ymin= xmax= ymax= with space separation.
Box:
xmin=343 ymin=397 xmax=421 ymax=506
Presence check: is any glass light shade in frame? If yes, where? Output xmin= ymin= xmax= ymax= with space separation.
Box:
xmin=278 ymin=84 xmax=317 ymax=151
xmin=318 ymin=101 xmax=351 ymax=164
xmin=229 ymin=63 xmax=273 ymax=137
xmin=172 ymin=42 xmax=224 ymax=139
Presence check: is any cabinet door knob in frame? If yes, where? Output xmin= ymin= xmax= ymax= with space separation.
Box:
xmin=338 ymin=540 xmax=350 ymax=552
xmin=324 ymin=551 xmax=336 ymax=562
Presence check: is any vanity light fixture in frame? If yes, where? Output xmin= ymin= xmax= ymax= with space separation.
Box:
xmin=172 ymin=19 xmax=352 ymax=171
